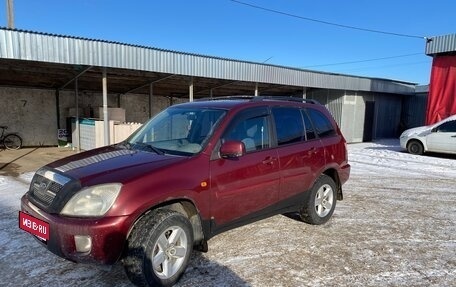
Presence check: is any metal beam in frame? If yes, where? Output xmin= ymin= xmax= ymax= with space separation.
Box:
xmin=255 ymin=84 xmax=279 ymax=94
xmin=149 ymin=83 xmax=153 ymax=118
xmin=189 ymin=77 xmax=194 ymax=102
xmin=102 ymin=68 xmax=110 ymax=146
xmin=59 ymin=66 xmax=93 ymax=90
xmin=123 ymin=74 xmax=176 ymax=94
xmin=55 ymin=89 xmax=60 ymax=129
xmin=75 ymin=78 xmax=80 ymax=152
xmin=194 ymin=80 xmax=239 ymax=95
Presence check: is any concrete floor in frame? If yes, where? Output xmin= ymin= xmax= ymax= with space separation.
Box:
xmin=0 ymin=147 xmax=77 ymax=177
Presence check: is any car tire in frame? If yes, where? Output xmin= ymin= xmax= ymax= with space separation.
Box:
xmin=300 ymin=174 xmax=337 ymax=225
xmin=407 ymin=140 xmax=424 ymax=155
xmin=123 ymin=209 xmax=194 ymax=287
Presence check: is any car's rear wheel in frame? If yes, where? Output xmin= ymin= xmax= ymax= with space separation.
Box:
xmin=300 ymin=174 xmax=337 ymax=225
xmin=407 ymin=140 xmax=424 ymax=155
xmin=123 ymin=209 xmax=193 ymax=287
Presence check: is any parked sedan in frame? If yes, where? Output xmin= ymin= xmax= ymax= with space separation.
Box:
xmin=400 ymin=115 xmax=456 ymax=155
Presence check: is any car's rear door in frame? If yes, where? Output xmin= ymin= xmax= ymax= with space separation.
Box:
xmin=209 ymin=107 xmax=280 ymax=228
xmin=272 ymin=107 xmax=325 ymax=201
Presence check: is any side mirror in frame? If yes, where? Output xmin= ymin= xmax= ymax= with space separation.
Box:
xmin=431 ymin=127 xmax=437 ymax=133
xmin=220 ymin=140 xmax=245 ymax=159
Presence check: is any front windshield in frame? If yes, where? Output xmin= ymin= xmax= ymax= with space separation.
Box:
xmin=127 ymin=107 xmax=226 ymax=155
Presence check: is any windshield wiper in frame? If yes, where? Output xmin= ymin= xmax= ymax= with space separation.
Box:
xmin=132 ymin=142 xmax=165 ymax=155
xmin=118 ymin=142 xmax=132 ymax=150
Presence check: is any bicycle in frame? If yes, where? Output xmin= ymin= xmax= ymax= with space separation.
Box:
xmin=0 ymin=126 xmax=23 ymax=150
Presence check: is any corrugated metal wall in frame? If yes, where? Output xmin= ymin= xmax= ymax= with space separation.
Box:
xmin=307 ymin=89 xmax=405 ymax=143
xmin=340 ymin=92 xmax=373 ymax=143
xmin=374 ymin=94 xmax=403 ymax=138
xmin=401 ymin=93 xmax=427 ymax=129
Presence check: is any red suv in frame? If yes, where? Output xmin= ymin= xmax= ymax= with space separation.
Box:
xmin=20 ymin=96 xmax=350 ymax=287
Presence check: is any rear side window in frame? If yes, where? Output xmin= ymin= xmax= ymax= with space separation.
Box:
xmin=306 ymin=108 xmax=336 ymax=138
xmin=272 ymin=107 xmax=304 ymax=145
xmin=301 ymin=110 xmax=316 ymax=140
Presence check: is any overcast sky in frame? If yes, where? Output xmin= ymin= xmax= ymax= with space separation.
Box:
xmin=2 ymin=0 xmax=455 ymax=85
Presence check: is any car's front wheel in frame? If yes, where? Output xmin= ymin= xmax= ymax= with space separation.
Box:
xmin=300 ymin=174 xmax=337 ymax=225
xmin=407 ymin=140 xmax=424 ymax=155
xmin=123 ymin=209 xmax=194 ymax=287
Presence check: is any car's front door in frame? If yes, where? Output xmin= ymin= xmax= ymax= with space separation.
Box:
xmin=426 ymin=120 xmax=456 ymax=154
xmin=209 ymin=107 xmax=280 ymax=229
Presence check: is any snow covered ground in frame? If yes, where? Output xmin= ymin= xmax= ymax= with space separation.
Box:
xmin=1 ymin=139 xmax=455 ymax=286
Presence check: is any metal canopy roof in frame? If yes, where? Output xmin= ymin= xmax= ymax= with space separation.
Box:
xmin=0 ymin=28 xmax=416 ymax=97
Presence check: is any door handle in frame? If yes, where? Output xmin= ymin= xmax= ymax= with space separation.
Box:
xmin=307 ymin=147 xmax=318 ymax=155
xmin=262 ymin=157 xmax=277 ymax=165
xmin=451 ymin=135 xmax=456 ymax=138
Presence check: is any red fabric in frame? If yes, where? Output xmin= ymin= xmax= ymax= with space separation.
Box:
xmin=426 ymin=55 xmax=456 ymax=125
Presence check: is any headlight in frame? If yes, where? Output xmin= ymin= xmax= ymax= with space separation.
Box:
xmin=61 ymin=183 xmax=122 ymax=217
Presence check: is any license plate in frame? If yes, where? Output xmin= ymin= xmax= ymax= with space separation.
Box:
xmin=19 ymin=211 xmax=50 ymax=242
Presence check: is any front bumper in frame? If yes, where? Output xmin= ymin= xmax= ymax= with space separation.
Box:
xmin=399 ymin=135 xmax=409 ymax=150
xmin=21 ymin=194 xmax=132 ymax=265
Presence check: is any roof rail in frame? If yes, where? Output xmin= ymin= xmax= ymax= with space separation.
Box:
xmin=197 ymin=96 xmax=254 ymax=101
xmin=257 ymin=96 xmax=320 ymax=104
xmin=196 ymin=95 xmax=320 ymax=104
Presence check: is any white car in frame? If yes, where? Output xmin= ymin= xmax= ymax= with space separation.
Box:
xmin=400 ymin=115 xmax=456 ymax=155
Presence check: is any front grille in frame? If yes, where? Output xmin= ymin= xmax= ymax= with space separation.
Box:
xmin=31 ymin=175 xmax=63 ymax=206
xmin=29 ymin=168 xmax=71 ymax=207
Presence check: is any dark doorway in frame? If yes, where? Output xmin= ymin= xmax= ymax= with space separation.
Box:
xmin=363 ymin=101 xmax=375 ymax=142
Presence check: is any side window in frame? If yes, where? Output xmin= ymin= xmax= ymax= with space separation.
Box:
xmin=436 ymin=120 xmax=456 ymax=133
xmin=224 ymin=115 xmax=270 ymax=152
xmin=272 ymin=107 xmax=304 ymax=145
xmin=301 ymin=110 xmax=316 ymax=140
xmin=306 ymin=108 xmax=336 ymax=138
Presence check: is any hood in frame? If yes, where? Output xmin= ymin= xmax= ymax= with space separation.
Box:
xmin=46 ymin=145 xmax=186 ymax=185
xmin=401 ymin=114 xmax=456 ymax=138
xmin=401 ymin=125 xmax=431 ymax=137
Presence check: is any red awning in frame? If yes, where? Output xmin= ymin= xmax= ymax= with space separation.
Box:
xmin=426 ymin=55 xmax=456 ymax=125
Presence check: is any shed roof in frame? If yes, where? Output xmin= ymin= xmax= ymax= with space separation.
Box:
xmin=0 ymin=27 xmax=416 ymax=97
